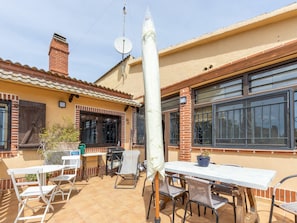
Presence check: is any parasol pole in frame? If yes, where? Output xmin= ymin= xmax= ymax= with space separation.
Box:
xmin=154 ymin=172 xmax=160 ymax=222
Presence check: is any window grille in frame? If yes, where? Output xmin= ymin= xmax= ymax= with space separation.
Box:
xmin=80 ymin=112 xmax=121 ymax=147
xmin=170 ymin=112 xmax=180 ymax=145
xmin=214 ymin=91 xmax=290 ymax=148
xmin=0 ymin=101 xmax=11 ymax=150
xmin=193 ymin=107 xmax=212 ymax=145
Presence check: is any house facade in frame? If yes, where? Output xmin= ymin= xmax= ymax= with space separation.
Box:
xmin=0 ymin=34 xmax=141 ymax=189
xmin=97 ymin=3 xmax=297 ymax=201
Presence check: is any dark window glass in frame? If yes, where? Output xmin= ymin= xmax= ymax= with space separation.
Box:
xmin=170 ymin=112 xmax=179 ymax=145
xmin=18 ymin=100 xmax=45 ymax=148
xmin=249 ymin=62 xmax=297 ymax=93
xmin=194 ymin=79 xmax=243 ymax=104
xmin=0 ymin=100 xmax=11 ymax=150
xmin=80 ymin=111 xmax=121 ymax=147
xmin=294 ymin=92 xmax=297 ymax=147
xmin=136 ymin=107 xmax=145 ymax=145
xmin=162 ymin=96 xmax=179 ymax=110
xmin=215 ymin=91 xmax=289 ymax=148
xmin=193 ymin=107 xmax=212 ymax=145
xmin=193 ymin=79 xmax=242 ymax=145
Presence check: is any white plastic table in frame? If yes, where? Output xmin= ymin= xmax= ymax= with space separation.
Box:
xmin=165 ymin=161 xmax=276 ymax=223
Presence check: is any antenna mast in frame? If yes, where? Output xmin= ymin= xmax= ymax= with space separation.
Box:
xmin=114 ymin=0 xmax=132 ymax=77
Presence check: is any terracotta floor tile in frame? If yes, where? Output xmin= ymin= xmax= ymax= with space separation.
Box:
xmin=0 ymin=172 xmax=295 ymax=223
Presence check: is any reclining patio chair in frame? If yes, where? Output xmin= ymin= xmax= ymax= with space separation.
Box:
xmin=7 ymin=167 xmax=57 ymax=223
xmin=114 ymin=150 xmax=140 ymax=189
xmin=269 ymin=174 xmax=297 ymax=223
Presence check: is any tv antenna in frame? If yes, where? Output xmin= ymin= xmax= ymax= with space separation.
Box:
xmin=114 ymin=0 xmax=132 ymax=77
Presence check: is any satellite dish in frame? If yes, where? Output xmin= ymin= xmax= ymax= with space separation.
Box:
xmin=114 ymin=36 xmax=133 ymax=54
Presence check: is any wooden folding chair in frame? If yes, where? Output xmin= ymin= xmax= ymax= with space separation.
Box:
xmin=7 ymin=167 xmax=57 ymax=223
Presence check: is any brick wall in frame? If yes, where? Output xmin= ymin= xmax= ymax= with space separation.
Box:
xmin=48 ymin=34 xmax=69 ymax=76
xmin=179 ymin=87 xmax=191 ymax=161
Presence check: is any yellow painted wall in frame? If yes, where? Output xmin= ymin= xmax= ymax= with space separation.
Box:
xmin=97 ymin=8 xmax=297 ymax=101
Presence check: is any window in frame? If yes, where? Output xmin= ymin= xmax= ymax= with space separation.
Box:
xmin=249 ymin=62 xmax=297 ymax=93
xmin=136 ymin=107 xmax=145 ymax=145
xmin=18 ymin=100 xmax=45 ymax=148
xmin=193 ymin=79 xmax=243 ymax=146
xmin=294 ymin=92 xmax=297 ymax=147
xmin=0 ymin=100 xmax=11 ymax=150
xmin=214 ymin=91 xmax=290 ymax=148
xmin=192 ymin=60 xmax=297 ymax=149
xmin=194 ymin=78 xmax=243 ymax=104
xmin=193 ymin=107 xmax=212 ymax=145
xmin=170 ymin=112 xmax=179 ymax=145
xmin=80 ymin=111 xmax=121 ymax=147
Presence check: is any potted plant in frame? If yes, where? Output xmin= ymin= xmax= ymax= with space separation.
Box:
xmin=38 ymin=119 xmax=80 ymax=164
xmin=197 ymin=150 xmax=210 ymax=167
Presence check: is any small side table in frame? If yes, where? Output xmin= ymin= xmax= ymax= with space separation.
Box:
xmin=81 ymin=152 xmax=106 ymax=182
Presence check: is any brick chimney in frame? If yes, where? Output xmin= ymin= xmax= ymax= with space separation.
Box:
xmin=48 ymin=33 xmax=69 ymax=76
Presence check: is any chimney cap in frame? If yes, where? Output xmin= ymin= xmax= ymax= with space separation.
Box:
xmin=53 ymin=33 xmax=67 ymax=43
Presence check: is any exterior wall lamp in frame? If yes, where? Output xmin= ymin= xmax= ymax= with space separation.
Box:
xmin=58 ymin=100 xmax=66 ymax=108
xmin=180 ymin=96 xmax=187 ymax=104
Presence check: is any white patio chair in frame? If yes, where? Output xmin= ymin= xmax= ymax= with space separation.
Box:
xmin=183 ymin=176 xmax=231 ymax=223
xmin=269 ymin=174 xmax=297 ymax=223
xmin=49 ymin=155 xmax=80 ymax=201
xmin=7 ymin=167 xmax=57 ymax=223
xmin=114 ymin=150 xmax=140 ymax=189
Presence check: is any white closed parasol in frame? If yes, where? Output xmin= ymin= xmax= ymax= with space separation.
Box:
xmin=141 ymin=9 xmax=165 ymax=223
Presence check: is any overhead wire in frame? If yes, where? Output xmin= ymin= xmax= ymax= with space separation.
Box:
xmin=70 ymin=0 xmax=116 ymax=54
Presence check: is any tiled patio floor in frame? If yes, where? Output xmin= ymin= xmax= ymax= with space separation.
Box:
xmin=0 ymin=172 xmax=295 ymax=223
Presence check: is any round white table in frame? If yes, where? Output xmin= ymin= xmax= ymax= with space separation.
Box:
xmin=26 ymin=165 xmax=64 ymax=185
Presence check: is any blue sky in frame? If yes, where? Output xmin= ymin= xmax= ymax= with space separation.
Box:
xmin=0 ymin=0 xmax=296 ymax=82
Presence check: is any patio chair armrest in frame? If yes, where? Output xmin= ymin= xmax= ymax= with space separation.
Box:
xmin=272 ymin=174 xmax=297 ymax=195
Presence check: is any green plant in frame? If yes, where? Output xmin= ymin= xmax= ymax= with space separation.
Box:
xmin=25 ymin=173 xmax=51 ymax=181
xmin=39 ymin=119 xmax=79 ymax=151
xmin=200 ymin=150 xmax=210 ymax=157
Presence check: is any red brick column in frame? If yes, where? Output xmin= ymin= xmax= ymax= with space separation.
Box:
xmin=179 ymin=87 xmax=191 ymax=161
